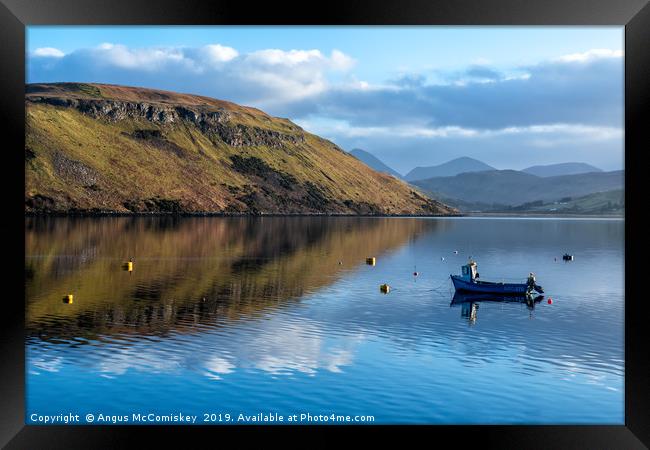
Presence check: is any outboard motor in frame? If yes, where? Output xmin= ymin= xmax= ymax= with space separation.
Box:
xmin=527 ymin=272 xmax=543 ymax=294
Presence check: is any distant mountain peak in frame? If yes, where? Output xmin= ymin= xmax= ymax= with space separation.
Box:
xmin=404 ymin=157 xmax=495 ymax=182
xmin=450 ymin=156 xmax=483 ymax=162
xmin=349 ymin=148 xmax=403 ymax=179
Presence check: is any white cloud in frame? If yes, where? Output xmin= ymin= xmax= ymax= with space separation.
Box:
xmin=497 ymin=123 xmax=622 ymax=139
xmin=330 ymin=49 xmax=355 ymax=70
xmin=202 ymin=44 xmax=239 ymax=64
xmin=29 ymin=43 xmax=355 ymax=106
xmin=557 ymin=48 xmax=623 ymax=63
xmin=243 ymin=48 xmax=353 ymax=70
xmin=232 ymin=48 xmax=355 ymax=105
xmin=247 ymin=48 xmax=322 ymax=65
xmin=33 ymin=47 xmax=64 ymax=58
xmin=297 ymin=118 xmax=622 ymax=144
xmin=90 ymin=43 xmax=192 ymax=72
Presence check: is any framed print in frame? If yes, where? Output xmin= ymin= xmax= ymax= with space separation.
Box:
xmin=1 ymin=0 xmax=648 ymax=447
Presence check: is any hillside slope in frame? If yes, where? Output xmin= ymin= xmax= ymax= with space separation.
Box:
xmin=501 ymin=189 xmax=624 ymax=215
xmin=25 ymin=83 xmax=455 ymax=215
xmin=412 ymin=169 xmax=624 ymax=207
xmin=404 ymin=157 xmax=495 ymax=181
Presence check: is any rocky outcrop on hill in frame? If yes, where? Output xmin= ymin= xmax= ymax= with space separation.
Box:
xmin=27 ymin=95 xmax=305 ymax=149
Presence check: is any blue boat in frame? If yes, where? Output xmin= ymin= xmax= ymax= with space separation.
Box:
xmin=450 ymin=260 xmax=544 ymax=295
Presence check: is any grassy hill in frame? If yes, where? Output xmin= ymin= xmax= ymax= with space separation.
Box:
xmin=25 ymin=83 xmax=456 ymax=215
xmin=499 ymin=189 xmax=624 ymax=215
xmin=412 ymin=169 xmax=624 ymax=209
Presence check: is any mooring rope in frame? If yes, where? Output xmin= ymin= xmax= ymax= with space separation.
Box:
xmin=376 ymin=277 xmax=452 ymax=294
xmin=428 ymin=278 xmax=453 ymax=292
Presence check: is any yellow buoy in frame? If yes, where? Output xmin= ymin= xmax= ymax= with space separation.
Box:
xmin=63 ymin=294 xmax=73 ymax=304
xmin=366 ymin=257 xmax=376 ymax=266
xmin=123 ymin=261 xmax=133 ymax=272
xmin=379 ymin=284 xmax=390 ymax=294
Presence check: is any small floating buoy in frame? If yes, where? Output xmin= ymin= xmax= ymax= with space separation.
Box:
xmin=366 ymin=257 xmax=376 ymax=266
xmin=453 ymin=250 xmax=458 ymax=254
xmin=379 ymin=284 xmax=390 ymax=294
xmin=413 ymin=272 xmax=419 ymax=276
xmin=338 ymin=261 xmax=343 ymax=265
xmin=441 ymin=257 xmax=445 ymax=261
xmin=548 ymin=298 xmax=553 ymax=304
xmin=123 ymin=261 xmax=133 ymax=272
xmin=62 ymin=294 xmax=73 ymax=304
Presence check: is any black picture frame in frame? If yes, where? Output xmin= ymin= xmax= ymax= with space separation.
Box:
xmin=2 ymin=0 xmax=648 ymax=447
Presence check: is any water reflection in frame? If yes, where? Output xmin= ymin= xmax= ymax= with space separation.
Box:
xmin=26 ymin=216 xmax=436 ymax=341
xmin=25 ymin=217 xmax=625 ymax=423
xmin=450 ymin=292 xmax=545 ymax=324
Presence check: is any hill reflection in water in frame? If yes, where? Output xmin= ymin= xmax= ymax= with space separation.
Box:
xmin=26 ymin=216 xmax=435 ymax=340
xmin=25 ymin=217 xmax=624 ymax=424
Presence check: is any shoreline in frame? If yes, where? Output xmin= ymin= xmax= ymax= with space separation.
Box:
xmin=24 ymin=211 xmax=623 ymax=219
xmin=465 ymin=212 xmax=624 ymax=219
xmin=24 ymin=211 xmax=465 ymax=218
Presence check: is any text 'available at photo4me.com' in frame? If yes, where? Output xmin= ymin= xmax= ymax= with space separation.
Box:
xmin=28 ymin=412 xmax=376 ymax=424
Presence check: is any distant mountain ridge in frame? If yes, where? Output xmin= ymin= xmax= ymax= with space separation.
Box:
xmin=522 ymin=162 xmax=603 ymax=177
xmin=349 ymin=149 xmax=402 ymax=179
xmin=404 ymin=157 xmax=495 ymax=181
xmin=412 ymin=169 xmax=624 ymax=208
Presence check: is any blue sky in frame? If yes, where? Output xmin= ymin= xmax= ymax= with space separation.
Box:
xmin=27 ymin=26 xmax=624 ymax=174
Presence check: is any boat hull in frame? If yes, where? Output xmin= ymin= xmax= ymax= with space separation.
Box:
xmin=450 ymin=275 xmax=531 ymax=295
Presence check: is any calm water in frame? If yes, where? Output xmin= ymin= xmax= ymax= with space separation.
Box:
xmin=25 ymin=216 xmax=624 ymax=424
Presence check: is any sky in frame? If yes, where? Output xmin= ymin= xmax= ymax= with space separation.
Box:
xmin=26 ymin=26 xmax=624 ymax=174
